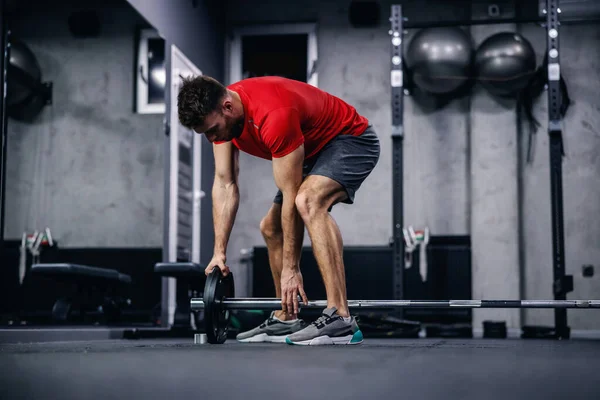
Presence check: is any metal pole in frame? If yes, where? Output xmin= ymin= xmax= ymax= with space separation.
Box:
xmin=0 ymin=0 xmax=9 ymax=252
xmin=545 ymin=0 xmax=571 ymax=340
xmin=191 ymin=298 xmax=600 ymax=310
xmin=390 ymin=5 xmax=404 ymax=307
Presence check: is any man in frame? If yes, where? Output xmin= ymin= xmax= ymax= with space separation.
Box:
xmin=177 ymin=75 xmax=379 ymax=345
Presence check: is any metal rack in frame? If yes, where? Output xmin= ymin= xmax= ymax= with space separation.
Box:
xmin=389 ymin=0 xmax=572 ymax=338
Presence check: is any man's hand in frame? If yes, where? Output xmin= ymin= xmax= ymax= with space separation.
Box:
xmin=280 ymin=267 xmax=308 ymax=318
xmin=206 ymin=254 xmax=230 ymax=276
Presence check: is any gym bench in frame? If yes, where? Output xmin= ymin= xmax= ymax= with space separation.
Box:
xmin=30 ymin=263 xmax=132 ymax=323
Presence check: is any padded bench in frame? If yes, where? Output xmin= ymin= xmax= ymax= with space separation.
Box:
xmin=30 ymin=263 xmax=132 ymax=323
xmin=154 ymin=262 xmax=205 ymax=278
xmin=31 ymin=263 xmax=132 ymax=284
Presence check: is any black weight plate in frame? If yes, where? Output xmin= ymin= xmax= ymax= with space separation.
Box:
xmin=204 ymin=269 xmax=235 ymax=344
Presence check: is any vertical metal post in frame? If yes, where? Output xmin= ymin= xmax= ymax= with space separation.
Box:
xmin=390 ymin=5 xmax=404 ymax=306
xmin=545 ymin=0 xmax=571 ymax=339
xmin=0 ymin=0 xmax=9 ymax=252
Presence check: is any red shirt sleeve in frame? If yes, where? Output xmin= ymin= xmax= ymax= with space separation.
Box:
xmin=260 ymin=107 xmax=305 ymax=158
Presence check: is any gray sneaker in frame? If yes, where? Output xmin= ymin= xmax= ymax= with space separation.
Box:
xmin=285 ymin=307 xmax=363 ymax=345
xmin=236 ymin=312 xmax=307 ymax=343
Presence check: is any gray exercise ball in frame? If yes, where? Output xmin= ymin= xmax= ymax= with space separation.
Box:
xmin=7 ymin=39 xmax=42 ymax=107
xmin=475 ymin=32 xmax=537 ymax=97
xmin=405 ymin=27 xmax=474 ymax=95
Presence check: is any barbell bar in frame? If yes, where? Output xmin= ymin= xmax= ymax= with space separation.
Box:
xmin=196 ymin=270 xmax=600 ymax=344
xmin=191 ymin=298 xmax=600 ymax=310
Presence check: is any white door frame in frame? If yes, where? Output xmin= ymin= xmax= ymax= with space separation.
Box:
xmin=165 ymin=44 xmax=204 ymax=326
xmin=227 ymin=23 xmax=318 ymax=87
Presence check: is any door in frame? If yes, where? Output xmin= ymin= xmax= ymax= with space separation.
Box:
xmin=163 ymin=44 xmax=204 ymax=327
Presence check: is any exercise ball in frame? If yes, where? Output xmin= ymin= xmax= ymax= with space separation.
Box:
xmin=405 ymin=27 xmax=473 ymax=95
xmin=7 ymin=39 xmax=42 ymax=107
xmin=475 ymin=32 xmax=536 ymax=97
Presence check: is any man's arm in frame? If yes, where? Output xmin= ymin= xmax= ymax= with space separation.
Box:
xmin=272 ymin=145 xmax=308 ymax=315
xmin=272 ymin=145 xmax=305 ymax=271
xmin=210 ymin=141 xmax=240 ymax=274
xmin=260 ymin=106 xmax=308 ymax=314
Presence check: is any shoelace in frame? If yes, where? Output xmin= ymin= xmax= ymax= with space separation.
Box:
xmin=311 ymin=313 xmax=336 ymax=327
xmin=259 ymin=319 xmax=271 ymax=329
xmin=260 ymin=315 xmax=280 ymax=328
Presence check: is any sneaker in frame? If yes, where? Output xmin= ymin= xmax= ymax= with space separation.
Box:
xmin=285 ymin=307 xmax=364 ymax=346
xmin=236 ymin=312 xmax=307 ymax=343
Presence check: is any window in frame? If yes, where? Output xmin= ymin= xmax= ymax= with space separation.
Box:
xmin=135 ymin=28 xmax=166 ymax=114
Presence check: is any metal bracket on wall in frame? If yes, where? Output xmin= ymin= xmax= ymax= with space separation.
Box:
xmin=42 ymin=82 xmax=53 ymax=105
xmin=164 ymin=120 xmax=170 ymax=137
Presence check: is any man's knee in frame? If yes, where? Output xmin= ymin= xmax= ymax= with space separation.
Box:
xmin=260 ymin=214 xmax=282 ymax=242
xmin=295 ymin=188 xmax=326 ymax=223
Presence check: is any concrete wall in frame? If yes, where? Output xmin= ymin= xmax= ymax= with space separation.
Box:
xmin=223 ymin=0 xmax=600 ymax=330
xmin=520 ymin=23 xmax=600 ymax=330
xmin=5 ymin=0 xmax=165 ymax=247
xmin=469 ymin=22 xmax=521 ymax=329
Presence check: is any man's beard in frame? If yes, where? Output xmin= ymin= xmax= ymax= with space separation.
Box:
xmin=227 ymin=116 xmax=244 ymax=140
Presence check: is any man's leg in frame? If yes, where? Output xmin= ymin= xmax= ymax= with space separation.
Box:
xmin=259 ymin=202 xmax=294 ymax=321
xmin=285 ymin=127 xmax=379 ymax=345
xmin=286 ymin=176 xmax=362 ymax=345
xmin=294 ymin=176 xmax=350 ymax=317
xmin=235 ymin=201 xmax=308 ymax=342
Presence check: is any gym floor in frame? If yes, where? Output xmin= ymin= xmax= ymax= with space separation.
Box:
xmin=1 ymin=338 xmax=599 ymax=400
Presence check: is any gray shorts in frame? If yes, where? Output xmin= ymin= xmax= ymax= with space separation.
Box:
xmin=273 ymin=125 xmax=380 ymax=206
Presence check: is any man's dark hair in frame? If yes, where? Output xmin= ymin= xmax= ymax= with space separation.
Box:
xmin=177 ymin=75 xmax=227 ymax=129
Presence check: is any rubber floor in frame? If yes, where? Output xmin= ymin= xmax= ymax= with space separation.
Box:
xmin=1 ymin=338 xmax=599 ymax=400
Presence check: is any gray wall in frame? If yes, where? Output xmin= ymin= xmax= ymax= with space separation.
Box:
xmin=520 ymin=23 xmax=600 ymax=330
xmin=223 ymin=0 xmax=600 ymax=330
xmin=5 ymin=1 xmax=165 ymax=247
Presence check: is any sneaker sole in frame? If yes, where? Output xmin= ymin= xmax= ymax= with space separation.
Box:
xmin=237 ymin=333 xmax=288 ymax=343
xmin=286 ymin=330 xmax=364 ymax=346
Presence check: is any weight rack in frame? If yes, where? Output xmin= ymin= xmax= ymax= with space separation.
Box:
xmin=389 ymin=0 xmax=571 ymax=338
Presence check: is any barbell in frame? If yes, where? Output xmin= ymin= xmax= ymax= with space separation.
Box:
xmin=192 ymin=269 xmax=600 ymax=344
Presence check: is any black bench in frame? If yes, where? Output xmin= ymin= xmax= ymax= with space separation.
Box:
xmin=30 ymin=263 xmax=132 ymax=323
xmin=154 ymin=262 xmax=205 ymax=279
xmin=31 ymin=263 xmax=132 ymax=283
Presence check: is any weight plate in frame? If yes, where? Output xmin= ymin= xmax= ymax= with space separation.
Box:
xmin=204 ymin=269 xmax=235 ymax=344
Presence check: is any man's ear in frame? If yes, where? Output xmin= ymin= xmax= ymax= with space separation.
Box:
xmin=222 ymin=97 xmax=234 ymax=114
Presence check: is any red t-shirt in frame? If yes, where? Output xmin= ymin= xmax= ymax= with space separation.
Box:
xmin=219 ymin=77 xmax=369 ymax=160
